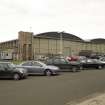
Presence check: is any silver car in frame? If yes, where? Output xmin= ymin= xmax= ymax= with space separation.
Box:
xmin=18 ymin=61 xmax=60 ymax=76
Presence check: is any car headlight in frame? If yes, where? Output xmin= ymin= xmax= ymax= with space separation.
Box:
xmin=19 ymin=69 xmax=24 ymax=73
xmin=19 ymin=68 xmax=27 ymax=73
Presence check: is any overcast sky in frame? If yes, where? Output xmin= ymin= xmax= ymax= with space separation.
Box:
xmin=0 ymin=0 xmax=105 ymax=42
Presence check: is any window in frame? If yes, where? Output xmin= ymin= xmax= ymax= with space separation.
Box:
xmin=46 ymin=59 xmax=53 ymax=64
xmin=60 ymin=59 xmax=67 ymax=64
xmin=54 ymin=59 xmax=60 ymax=64
xmin=32 ymin=62 xmax=42 ymax=67
xmin=22 ymin=62 xmax=32 ymax=66
xmin=0 ymin=64 xmax=5 ymax=71
xmin=0 ymin=63 xmax=8 ymax=71
xmin=6 ymin=53 xmax=8 ymax=56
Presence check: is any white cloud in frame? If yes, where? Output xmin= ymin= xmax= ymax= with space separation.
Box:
xmin=0 ymin=0 xmax=105 ymax=42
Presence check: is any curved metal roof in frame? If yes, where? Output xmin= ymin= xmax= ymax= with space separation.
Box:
xmin=34 ymin=32 xmax=83 ymax=41
xmin=90 ymin=38 xmax=105 ymax=43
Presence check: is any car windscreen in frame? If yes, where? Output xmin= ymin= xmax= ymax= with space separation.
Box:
xmin=8 ymin=63 xmax=16 ymax=68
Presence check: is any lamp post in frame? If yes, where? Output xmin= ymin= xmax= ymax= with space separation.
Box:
xmin=58 ymin=31 xmax=64 ymax=55
xmin=60 ymin=32 xmax=63 ymax=55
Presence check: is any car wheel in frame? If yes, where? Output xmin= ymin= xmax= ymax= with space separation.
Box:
xmin=98 ymin=65 xmax=102 ymax=69
xmin=79 ymin=66 xmax=83 ymax=70
xmin=72 ymin=67 xmax=77 ymax=72
xmin=13 ymin=74 xmax=20 ymax=80
xmin=45 ymin=70 xmax=52 ymax=76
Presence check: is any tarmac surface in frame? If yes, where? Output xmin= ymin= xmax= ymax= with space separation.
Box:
xmin=0 ymin=70 xmax=105 ymax=105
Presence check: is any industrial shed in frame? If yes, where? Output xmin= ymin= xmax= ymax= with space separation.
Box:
xmin=0 ymin=31 xmax=105 ymax=60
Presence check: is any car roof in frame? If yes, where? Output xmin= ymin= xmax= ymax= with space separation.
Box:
xmin=20 ymin=60 xmax=44 ymax=64
xmin=0 ymin=62 xmax=11 ymax=64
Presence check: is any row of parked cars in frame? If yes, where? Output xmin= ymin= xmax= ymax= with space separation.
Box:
xmin=0 ymin=56 xmax=105 ymax=80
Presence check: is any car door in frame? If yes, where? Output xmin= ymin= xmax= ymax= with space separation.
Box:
xmin=82 ymin=59 xmax=96 ymax=69
xmin=0 ymin=64 xmax=6 ymax=78
xmin=0 ymin=63 xmax=12 ymax=78
xmin=21 ymin=62 xmax=33 ymax=74
xmin=53 ymin=58 xmax=70 ymax=71
xmin=60 ymin=58 xmax=71 ymax=70
xmin=31 ymin=62 xmax=44 ymax=74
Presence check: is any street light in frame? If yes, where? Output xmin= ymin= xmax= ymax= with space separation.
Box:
xmin=58 ymin=31 xmax=64 ymax=55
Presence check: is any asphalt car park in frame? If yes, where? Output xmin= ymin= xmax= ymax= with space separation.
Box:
xmin=1 ymin=69 xmax=105 ymax=105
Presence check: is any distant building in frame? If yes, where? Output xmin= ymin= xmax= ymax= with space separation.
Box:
xmin=0 ymin=31 xmax=105 ymax=60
